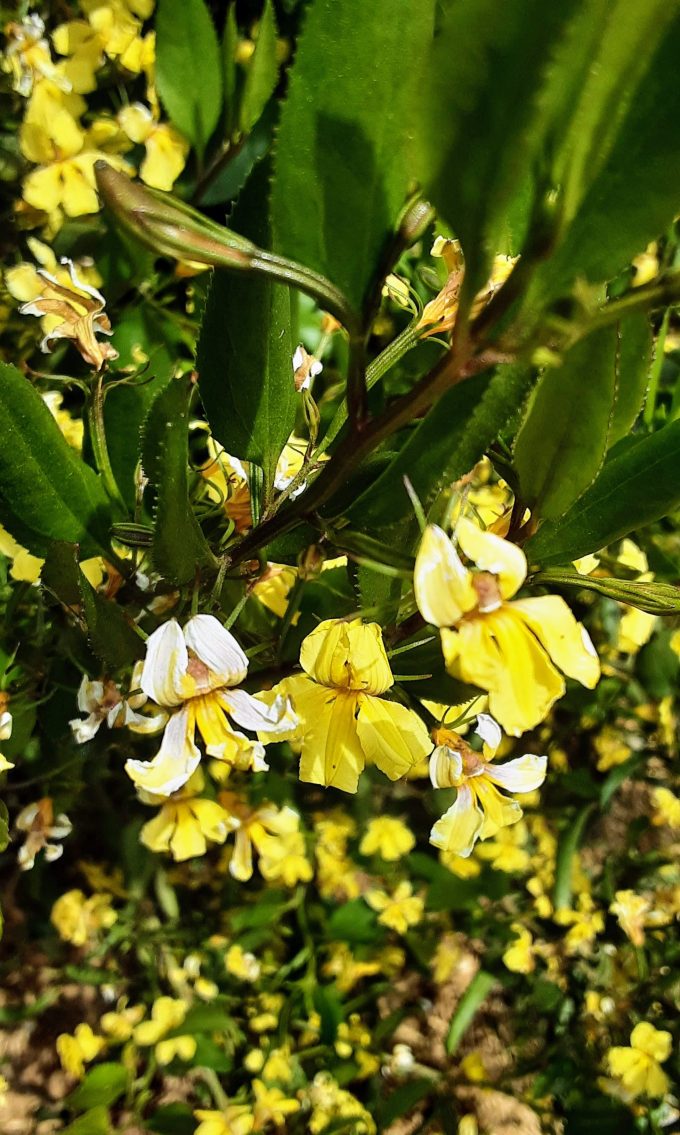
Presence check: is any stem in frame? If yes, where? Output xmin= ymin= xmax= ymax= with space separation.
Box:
xmin=87 ymin=372 xmax=127 ymax=515
xmin=253 ymin=249 xmax=360 ymax=338
xmin=583 ymin=271 xmax=680 ymax=333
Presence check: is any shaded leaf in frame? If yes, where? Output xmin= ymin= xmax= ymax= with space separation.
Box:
xmin=156 ymin=0 xmax=222 ymax=158
xmin=609 ymin=313 xmax=652 ymax=446
xmin=67 ymin=1064 xmax=127 ymax=1112
xmin=239 ymin=0 xmax=278 ymax=134
xmin=446 ymin=970 xmax=496 ymax=1054
xmin=61 ymin=1108 xmax=111 ymax=1135
xmin=271 ymin=0 xmax=435 ymax=308
xmin=0 ymin=363 xmax=111 ymax=558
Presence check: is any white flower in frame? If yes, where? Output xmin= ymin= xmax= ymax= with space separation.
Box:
xmin=0 ymin=710 xmax=14 ymax=772
xmin=69 ymin=664 xmax=166 ymax=744
xmin=16 ymin=798 xmax=72 ymax=870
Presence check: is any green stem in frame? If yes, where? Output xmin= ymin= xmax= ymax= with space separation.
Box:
xmin=87 ymin=372 xmax=127 ymax=515
xmin=582 ymin=272 xmax=680 ymax=334
xmin=252 ymin=248 xmax=360 ymax=338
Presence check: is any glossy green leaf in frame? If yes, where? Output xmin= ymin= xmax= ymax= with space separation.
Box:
xmin=346 ymin=364 xmax=535 ymax=533
xmin=421 ymin=0 xmax=578 ymax=295
xmin=67 ymin=1064 xmax=127 ymax=1112
xmin=609 ymin=314 xmax=652 ymax=446
xmin=0 ymin=363 xmax=111 ymax=557
xmin=239 ymin=0 xmax=278 ymax=134
xmin=142 ymin=376 xmax=216 ymax=583
xmin=196 ymin=163 xmax=296 ymax=496
xmin=271 ymin=0 xmax=435 ymax=309
xmin=527 ymin=419 xmax=680 ymax=566
xmin=155 ymin=0 xmax=222 ymax=158
xmin=514 ymin=328 xmax=618 ymax=521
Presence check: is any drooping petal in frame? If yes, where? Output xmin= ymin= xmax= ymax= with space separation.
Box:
xmin=298 ymin=689 xmax=366 ymax=794
xmin=125 ymin=706 xmax=200 ymax=796
xmin=414 ymin=525 xmax=477 ymax=627
xmin=140 ymin=805 xmax=175 ymax=854
xmin=429 ymin=783 xmax=483 ymax=857
xmin=485 ymin=753 xmax=547 ymax=794
xmin=474 ymin=712 xmax=502 ymax=757
xmin=69 ymin=712 xmax=102 ymax=744
xmin=219 ymin=687 xmax=297 ymax=736
xmin=429 ymin=744 xmax=464 ymax=789
xmin=456 ymin=517 xmax=527 ymax=599
xmin=230 ymin=828 xmax=254 ymax=881
xmin=140 ymin=619 xmax=188 ymax=707
xmin=183 ymin=614 xmax=249 ymax=689
xmin=509 ymin=596 xmax=600 ymax=688
xmin=356 ymin=696 xmax=432 ymax=781
xmin=300 ymin=619 xmax=393 ymax=694
xmin=472 ymin=777 xmax=523 ymax=839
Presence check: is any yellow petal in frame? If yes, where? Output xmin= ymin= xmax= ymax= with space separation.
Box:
xmin=61 ymin=159 xmax=100 ymax=216
xmin=430 ymin=783 xmax=483 ymax=857
xmin=140 ymin=804 xmax=176 ymax=853
xmin=23 ymin=165 xmax=63 ymax=213
xmin=509 ymin=596 xmax=600 ymax=688
xmin=298 ymin=688 xmax=366 ymax=793
xmin=472 ymin=777 xmax=523 ymax=839
xmin=355 ymin=696 xmax=432 ymax=781
xmin=140 ymin=124 xmax=188 ymax=191
xmin=300 ymin=618 xmax=393 ymax=694
xmin=630 ymin=1022 xmax=672 ymax=1063
xmin=456 ymin=516 xmax=527 ymax=599
xmin=414 ymin=525 xmax=477 ymax=627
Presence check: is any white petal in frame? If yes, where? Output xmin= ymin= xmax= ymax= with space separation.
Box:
xmin=475 ymin=713 xmax=502 ymax=756
xmin=429 ymin=745 xmax=463 ymax=789
xmin=77 ymin=676 xmax=103 ymax=715
xmin=69 ymin=713 xmax=102 ymax=743
xmin=51 ymin=814 xmax=72 ymax=837
xmin=486 ymin=753 xmax=547 ymax=794
xmin=0 ymin=711 xmax=12 ymax=741
xmin=62 ymin=258 xmax=106 ymax=304
xmin=219 ymin=688 xmax=296 ymax=735
xmin=183 ymin=615 xmax=248 ymax=687
xmin=125 ymin=707 xmax=200 ymax=796
xmin=124 ymin=705 xmax=168 ymax=735
xmin=15 ymin=803 xmax=39 ymax=831
xmin=141 ymin=619 xmax=188 ymax=706
xmin=43 ymin=842 xmax=65 ymax=863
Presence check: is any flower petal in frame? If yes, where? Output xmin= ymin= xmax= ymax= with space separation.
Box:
xmin=474 ymin=712 xmax=502 ymax=756
xmin=430 ymin=783 xmax=483 ymax=857
xmin=125 ymin=706 xmax=200 ymax=796
xmin=456 ymin=517 xmax=527 ymax=599
xmin=219 ymin=687 xmax=297 ymax=736
xmin=300 ymin=619 xmax=393 ymax=694
xmin=509 ymin=596 xmax=600 ymax=688
xmin=141 ymin=619 xmax=188 ymax=707
xmin=356 ymin=696 xmax=432 ymax=781
xmin=429 ymin=744 xmax=464 ymax=789
xmin=183 ymin=614 xmax=249 ymax=688
xmin=486 ymin=753 xmax=547 ymax=794
xmin=414 ymin=525 xmax=477 ymax=627
xmin=298 ymin=689 xmax=366 ymax=794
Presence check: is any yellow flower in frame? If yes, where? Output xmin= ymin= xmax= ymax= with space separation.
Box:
xmin=607 ymin=1022 xmax=672 ymax=1099
xmin=651 ymin=786 xmax=680 ymax=829
xmin=365 ymin=881 xmax=424 ymax=935
xmin=275 ymin=619 xmax=432 ymax=793
xmin=3 ymin=15 xmax=67 ymax=96
xmin=252 ymin=1079 xmax=300 ymax=1129
xmin=593 ymin=726 xmax=632 ymax=772
xmin=418 ymin=235 xmax=517 ymax=336
xmin=51 ymin=889 xmax=117 ymax=946
xmin=251 ymin=563 xmax=299 ymax=621
xmin=124 ymin=615 xmax=295 ymax=796
xmin=609 ymin=889 xmax=672 ymax=946
xmin=15 ymin=797 xmax=72 ymax=870
xmin=57 ymin=1023 xmax=105 ymax=1078
xmin=429 ymin=714 xmax=546 ymax=858
xmin=100 ymin=1003 xmax=145 ymax=1043
xmin=225 ymin=944 xmax=261 ymax=982
xmin=615 ymin=540 xmax=657 ymax=653
xmin=19 ymin=257 xmax=118 ymax=369
xmin=554 ymin=895 xmax=604 ymax=955
xmin=503 ymin=923 xmax=535 ymax=974
xmin=359 ymin=816 xmax=415 ymax=861
xmin=194 ymin=1107 xmax=255 ymax=1135
xmin=134 ymin=996 xmax=197 ymax=1065
xmin=139 ymin=769 xmax=235 ymax=861
xmin=475 ymin=819 xmax=531 ymax=873
xmin=308 ymin=1072 xmax=376 ymax=1135
xmin=118 ymin=102 xmax=188 ymax=190
xmin=0 ymin=709 xmax=14 ymax=774
xmin=217 ymin=793 xmax=312 ymax=885
xmin=414 ymin=520 xmax=600 ymax=735
xmin=322 ymin=943 xmax=381 ymax=994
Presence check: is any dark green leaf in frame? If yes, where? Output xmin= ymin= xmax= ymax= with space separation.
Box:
xmin=421 ymin=0 xmax=578 ymax=294
xmin=66 ymin=1064 xmax=127 ymax=1112
xmin=222 ymin=4 xmax=238 ymax=138
xmin=0 ymin=363 xmax=111 ymax=557
xmin=379 ymin=1079 xmax=434 ymax=1126
xmin=446 ymin=970 xmax=496 ymax=1054
xmin=142 ymin=376 xmax=216 ymax=584
xmin=147 ymin=1104 xmax=195 ymax=1135
xmin=197 ymin=163 xmax=296 ymax=495
xmin=514 ymin=328 xmax=618 ymax=520
xmin=313 ymin=985 xmax=343 ymax=1044
xmin=239 ymin=0 xmax=278 ymax=134
xmin=527 ymin=419 xmax=680 ymax=566
xmin=609 ymin=313 xmax=652 ymax=446
xmin=346 ymin=364 xmax=535 ymax=534
xmin=78 ymin=575 xmax=145 ymax=671
xmin=327 ymin=899 xmax=380 ymax=944
xmin=155 ymin=0 xmax=222 ymax=158
xmin=271 ymin=0 xmax=435 ymax=308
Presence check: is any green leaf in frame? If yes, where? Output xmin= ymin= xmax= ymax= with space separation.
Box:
xmin=420 ymin=0 xmax=578 ymax=294
xmin=609 ymin=314 xmax=652 ymax=446
xmin=445 ymin=970 xmax=496 ymax=1055
xmin=147 ymin=1104 xmax=195 ymax=1135
xmin=222 ymin=4 xmax=238 ymax=138
xmin=239 ymin=0 xmax=278 ymax=134
xmin=379 ymin=1079 xmax=434 ymax=1126
xmin=61 ymin=1107 xmax=111 ymax=1135
xmin=197 ymin=162 xmax=296 ymax=495
xmin=514 ymin=328 xmax=618 ymax=520
xmin=553 ymin=804 xmax=596 ymax=911
xmin=346 ymin=364 xmax=535 ymax=534
xmin=271 ymin=0 xmax=435 ymax=309
xmin=66 ymin=1064 xmax=127 ymax=1112
xmin=155 ymin=0 xmax=222 ymax=158
xmin=0 ymin=363 xmax=111 ymax=557
xmin=527 ymin=419 xmax=680 ymax=566
xmin=327 ymin=899 xmax=380 ymax=945
xmin=142 ymin=375 xmax=216 ymax=584
xmin=528 ymin=13 xmax=680 ymax=305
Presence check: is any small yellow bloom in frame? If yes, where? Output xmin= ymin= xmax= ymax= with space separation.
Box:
xmin=51 ymin=889 xmax=117 ymax=946
xmin=3 ymin=15 xmax=66 ymax=96
xmin=429 ymin=714 xmax=546 ymax=858
xmin=275 ymin=619 xmax=431 ymax=793
xmin=15 ymin=797 xmax=71 ymax=870
xmin=651 ymin=786 xmax=680 ymax=829
xmin=217 ymin=793 xmax=312 ymax=886
xmin=100 ymin=1003 xmax=145 ymax=1043
xmin=616 ymin=540 xmax=657 ymax=653
xmin=418 ymin=235 xmax=517 ymax=336
xmin=503 ymin=923 xmax=535 ymax=974
xmin=194 ymin=1106 xmax=254 ymax=1135
xmin=225 ymin=944 xmax=261 ymax=982
xmin=57 ymin=1023 xmax=105 ymax=1078
xmin=359 ymin=816 xmax=415 ymax=861
xmin=252 ymin=1079 xmax=300 ymax=1128
xmin=414 ymin=520 xmax=600 ymax=735
xmin=134 ymin=996 xmax=197 ymax=1065
xmin=365 ymin=881 xmax=424 ymax=935
xmin=19 ymin=258 xmax=118 ymax=369
xmin=118 ymin=102 xmax=189 ymax=190
xmin=607 ymin=1022 xmax=672 ymax=1099
xmin=140 ymin=769 xmax=235 ymax=861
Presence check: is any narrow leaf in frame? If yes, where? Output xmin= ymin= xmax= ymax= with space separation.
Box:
xmin=239 ymin=0 xmax=278 ymax=134
xmin=553 ymin=805 xmax=596 ymax=911
xmin=0 ymin=362 xmax=111 ymax=557
xmin=514 ymin=328 xmax=618 ymax=521
xmin=446 ymin=971 xmax=496 ymax=1055
xmin=142 ymin=376 xmax=215 ymax=584
xmin=271 ymin=0 xmax=435 ymax=309
xmin=222 ymin=4 xmax=238 ymax=138
xmin=526 ymin=419 xmax=680 ymax=567
xmin=609 ymin=314 xmax=652 ymax=446
xmin=196 ymin=162 xmax=296 ymax=494
xmin=155 ymin=0 xmax=222 ymax=158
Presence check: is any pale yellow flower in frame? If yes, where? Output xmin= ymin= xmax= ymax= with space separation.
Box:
xmin=365 ymin=881 xmax=424 ymax=935
xmin=607 ymin=1022 xmax=672 ymax=1099
xmin=194 ymin=1106 xmax=254 ymax=1135
xmin=134 ymin=996 xmax=197 ymax=1065
xmin=359 ymin=816 xmax=415 ymax=861
xmin=57 ymin=1023 xmax=105 ymax=1078
xmin=19 ymin=258 xmax=118 ymax=369
xmin=217 ymin=793 xmax=312 ymax=886
xmin=51 ymin=889 xmax=117 ymax=946
xmin=15 ymin=797 xmax=72 ymax=870
xmin=139 ymin=769 xmax=235 ymax=861
xmin=118 ymin=102 xmax=188 ymax=190
xmin=418 ymin=235 xmax=518 ymax=336
xmin=225 ymin=944 xmax=261 ymax=983
xmin=651 ymin=786 xmax=680 ymax=829
xmin=503 ymin=923 xmax=535 ymax=974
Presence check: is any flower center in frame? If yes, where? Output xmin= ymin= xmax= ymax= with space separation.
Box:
xmin=472 ymin=571 xmax=502 ymax=613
